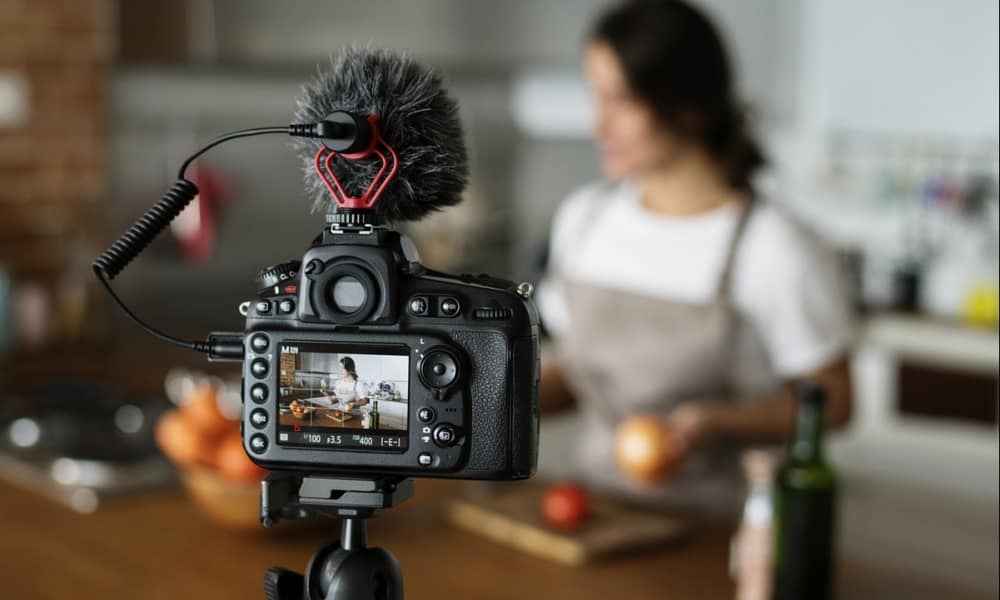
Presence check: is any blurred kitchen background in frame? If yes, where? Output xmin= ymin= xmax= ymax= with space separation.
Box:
xmin=1 ymin=0 xmax=997 ymax=598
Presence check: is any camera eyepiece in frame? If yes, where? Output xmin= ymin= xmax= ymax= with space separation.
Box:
xmin=322 ymin=263 xmax=379 ymax=324
xmin=330 ymin=275 xmax=365 ymax=312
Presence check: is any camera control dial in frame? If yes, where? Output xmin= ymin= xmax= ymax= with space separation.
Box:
xmin=255 ymin=261 xmax=301 ymax=294
xmin=418 ymin=347 xmax=460 ymax=391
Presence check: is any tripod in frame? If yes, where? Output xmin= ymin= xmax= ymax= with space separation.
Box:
xmin=261 ymin=472 xmax=414 ymax=600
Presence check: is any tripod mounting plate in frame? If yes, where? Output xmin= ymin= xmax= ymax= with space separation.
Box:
xmin=261 ymin=472 xmax=414 ymax=526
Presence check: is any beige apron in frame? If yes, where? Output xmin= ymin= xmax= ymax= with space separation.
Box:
xmin=555 ymin=197 xmax=753 ymax=519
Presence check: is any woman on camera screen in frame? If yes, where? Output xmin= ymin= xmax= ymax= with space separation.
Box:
xmin=320 ymin=356 xmax=369 ymax=411
xmin=537 ymin=0 xmax=854 ymax=517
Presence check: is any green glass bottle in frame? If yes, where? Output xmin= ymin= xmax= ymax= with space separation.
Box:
xmin=772 ymin=384 xmax=837 ymax=600
xmin=370 ymin=400 xmax=380 ymax=430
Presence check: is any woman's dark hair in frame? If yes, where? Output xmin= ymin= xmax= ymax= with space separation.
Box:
xmin=340 ymin=357 xmax=358 ymax=380
xmin=591 ymin=0 xmax=766 ymax=191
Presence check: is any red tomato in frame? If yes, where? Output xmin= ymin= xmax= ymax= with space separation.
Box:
xmin=541 ymin=482 xmax=592 ymax=531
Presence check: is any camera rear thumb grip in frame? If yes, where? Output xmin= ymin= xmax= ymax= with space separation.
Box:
xmin=93 ymin=178 xmax=200 ymax=280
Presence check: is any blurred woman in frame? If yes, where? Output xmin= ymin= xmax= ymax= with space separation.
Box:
xmin=538 ymin=0 xmax=854 ymax=517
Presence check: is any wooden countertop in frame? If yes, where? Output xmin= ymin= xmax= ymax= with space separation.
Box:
xmin=0 ymin=479 xmax=990 ymax=600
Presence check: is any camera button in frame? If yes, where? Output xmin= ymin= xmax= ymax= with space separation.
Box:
xmin=278 ymin=299 xmax=295 ymax=314
xmin=408 ymin=296 xmax=429 ymax=315
xmin=251 ymin=358 xmax=269 ymax=379
xmin=249 ymin=434 xmax=268 ymax=454
xmin=419 ymin=349 xmax=459 ymax=389
xmin=417 ymin=407 xmax=435 ymax=423
xmin=250 ymin=384 xmax=268 ymax=403
xmin=255 ymin=300 xmax=272 ymax=315
xmin=440 ymin=297 xmax=460 ymax=317
xmin=433 ymin=424 xmax=458 ymax=448
xmin=417 ymin=453 xmax=433 ymax=467
xmin=250 ymin=409 xmax=269 ymax=429
xmin=250 ymin=334 xmax=269 ymax=353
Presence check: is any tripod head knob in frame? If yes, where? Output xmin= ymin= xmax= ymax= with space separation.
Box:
xmin=265 ymin=567 xmax=304 ymax=600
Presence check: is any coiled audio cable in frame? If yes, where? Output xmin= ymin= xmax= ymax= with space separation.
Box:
xmin=93 ymin=119 xmax=363 ymax=354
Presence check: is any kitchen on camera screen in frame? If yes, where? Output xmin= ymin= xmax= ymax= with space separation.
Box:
xmin=276 ymin=342 xmax=409 ymax=451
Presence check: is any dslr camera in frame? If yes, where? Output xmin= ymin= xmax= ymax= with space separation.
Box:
xmin=241 ymin=220 xmax=540 ymax=480
xmin=94 ymin=51 xmax=540 ymax=484
xmin=94 ymin=49 xmax=540 ymax=599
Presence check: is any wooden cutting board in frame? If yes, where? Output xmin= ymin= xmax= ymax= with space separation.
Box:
xmin=447 ymin=482 xmax=688 ymax=566
xmin=324 ymin=410 xmax=354 ymax=423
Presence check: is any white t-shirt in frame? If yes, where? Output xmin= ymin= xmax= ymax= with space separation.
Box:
xmin=538 ymin=181 xmax=854 ymax=393
xmin=334 ymin=378 xmax=364 ymax=404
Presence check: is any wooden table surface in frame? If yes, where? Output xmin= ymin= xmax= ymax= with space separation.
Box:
xmin=0 ymin=479 xmax=990 ymax=600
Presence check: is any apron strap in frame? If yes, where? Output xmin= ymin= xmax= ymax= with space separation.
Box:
xmin=563 ymin=183 xmax=754 ymax=302
xmin=715 ymin=198 xmax=754 ymax=301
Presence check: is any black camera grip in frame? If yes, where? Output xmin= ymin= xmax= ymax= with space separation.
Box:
xmin=451 ymin=330 xmax=511 ymax=472
xmin=93 ymin=178 xmax=199 ymax=279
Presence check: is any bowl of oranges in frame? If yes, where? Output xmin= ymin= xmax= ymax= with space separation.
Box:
xmin=156 ymin=369 xmax=267 ymax=531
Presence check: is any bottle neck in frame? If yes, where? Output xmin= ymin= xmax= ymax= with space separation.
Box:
xmin=791 ymin=400 xmax=825 ymax=463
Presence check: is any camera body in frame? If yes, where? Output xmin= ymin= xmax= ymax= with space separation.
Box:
xmin=240 ymin=226 xmax=540 ymax=480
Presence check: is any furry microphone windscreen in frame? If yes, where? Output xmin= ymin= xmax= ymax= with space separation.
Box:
xmin=293 ymin=48 xmax=469 ymax=224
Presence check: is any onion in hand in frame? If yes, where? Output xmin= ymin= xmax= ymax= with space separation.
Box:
xmin=614 ymin=415 xmax=686 ymax=485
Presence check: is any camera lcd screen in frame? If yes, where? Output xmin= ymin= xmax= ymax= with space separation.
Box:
xmin=276 ymin=342 xmax=409 ymax=452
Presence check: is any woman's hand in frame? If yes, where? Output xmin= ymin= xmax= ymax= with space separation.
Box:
xmin=615 ymin=405 xmax=715 ymax=486
xmin=665 ymin=403 xmax=713 ymax=454
xmin=540 ymin=363 xmax=575 ymax=414
xmin=662 ymin=357 xmax=853 ymax=445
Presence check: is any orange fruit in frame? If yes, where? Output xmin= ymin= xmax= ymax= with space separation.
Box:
xmin=156 ymin=409 xmax=213 ymax=468
xmin=180 ymin=384 xmax=232 ymax=439
xmin=216 ymin=434 xmax=267 ymax=483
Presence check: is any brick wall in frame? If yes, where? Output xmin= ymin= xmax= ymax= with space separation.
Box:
xmin=0 ymin=0 xmax=112 ymax=275
xmin=0 ymin=0 xmax=112 ymax=346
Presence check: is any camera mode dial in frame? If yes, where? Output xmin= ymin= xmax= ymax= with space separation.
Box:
xmin=255 ymin=261 xmax=301 ymax=295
